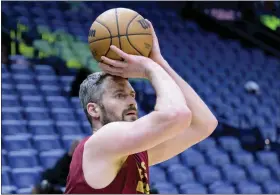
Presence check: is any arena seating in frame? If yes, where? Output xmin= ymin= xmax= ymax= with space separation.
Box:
xmin=2 ymin=1 xmax=280 ymax=194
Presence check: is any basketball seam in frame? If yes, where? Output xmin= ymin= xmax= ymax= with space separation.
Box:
xmin=126 ymin=14 xmax=143 ymax=56
xmin=95 ymin=20 xmax=112 ymax=57
xmin=88 ymin=33 xmax=152 ymax=44
xmin=115 ymin=8 xmax=122 ymax=51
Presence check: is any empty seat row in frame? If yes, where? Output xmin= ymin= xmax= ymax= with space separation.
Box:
xmin=2 ymin=150 xmax=65 ymax=169
xmin=2 ymin=95 xmax=83 ymax=110
xmin=2 ymin=73 xmax=74 ymax=87
xmin=2 ymin=120 xmax=91 ymax=136
xmin=3 ymin=167 xmax=42 ymax=189
xmin=2 ymin=107 xmax=87 ymax=122
xmin=3 ymin=64 xmax=56 ymax=75
xmin=2 ymin=134 xmax=85 ymax=152
xmin=2 ymin=83 xmax=63 ymax=96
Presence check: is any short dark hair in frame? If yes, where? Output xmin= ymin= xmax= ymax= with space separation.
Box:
xmin=79 ymin=72 xmax=111 ymax=126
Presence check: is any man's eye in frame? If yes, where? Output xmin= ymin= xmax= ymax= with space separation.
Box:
xmin=117 ymin=94 xmax=125 ymax=98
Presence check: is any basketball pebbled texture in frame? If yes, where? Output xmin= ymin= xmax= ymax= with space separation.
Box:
xmin=88 ymin=8 xmax=153 ymax=62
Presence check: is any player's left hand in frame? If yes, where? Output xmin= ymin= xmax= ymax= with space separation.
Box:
xmin=146 ymin=19 xmax=164 ymax=64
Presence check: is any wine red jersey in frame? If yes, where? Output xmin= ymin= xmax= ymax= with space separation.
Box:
xmin=65 ymin=136 xmax=150 ymax=194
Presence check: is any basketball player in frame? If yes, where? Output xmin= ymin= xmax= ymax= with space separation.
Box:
xmin=65 ymin=20 xmax=218 ymax=194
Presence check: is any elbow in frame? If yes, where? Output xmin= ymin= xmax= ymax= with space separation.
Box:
xmin=205 ymin=115 xmax=218 ymax=136
xmin=172 ymin=106 xmax=192 ymax=130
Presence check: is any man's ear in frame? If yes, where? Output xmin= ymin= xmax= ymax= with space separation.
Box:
xmin=87 ymin=102 xmax=100 ymax=119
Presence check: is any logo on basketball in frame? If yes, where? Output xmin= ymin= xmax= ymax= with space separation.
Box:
xmin=89 ymin=29 xmax=96 ymax=37
xmin=144 ymin=43 xmax=151 ymax=49
xmin=138 ymin=19 xmax=150 ymax=29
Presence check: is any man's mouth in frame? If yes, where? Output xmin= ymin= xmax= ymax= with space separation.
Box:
xmin=126 ymin=111 xmax=137 ymax=115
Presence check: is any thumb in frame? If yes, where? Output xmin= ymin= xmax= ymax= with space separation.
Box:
xmin=145 ymin=19 xmax=160 ymax=49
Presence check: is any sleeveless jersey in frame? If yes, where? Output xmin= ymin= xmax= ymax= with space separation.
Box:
xmin=65 ymin=136 xmax=150 ymax=194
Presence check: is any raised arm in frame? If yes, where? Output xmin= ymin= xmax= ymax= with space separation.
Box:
xmin=83 ymin=46 xmax=192 ymax=189
xmin=146 ymin=20 xmax=218 ymax=166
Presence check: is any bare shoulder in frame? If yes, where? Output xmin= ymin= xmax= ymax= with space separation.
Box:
xmin=82 ymin=125 xmax=128 ymax=189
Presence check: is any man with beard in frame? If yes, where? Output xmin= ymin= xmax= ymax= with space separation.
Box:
xmin=65 ymin=21 xmax=217 ymax=194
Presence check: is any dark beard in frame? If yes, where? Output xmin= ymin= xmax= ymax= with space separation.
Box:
xmin=99 ymin=104 xmax=137 ymax=126
xmin=99 ymin=104 xmax=125 ymax=126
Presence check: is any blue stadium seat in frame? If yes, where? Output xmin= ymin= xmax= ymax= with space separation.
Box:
xmin=76 ymin=108 xmax=88 ymax=122
xmin=21 ymin=96 xmax=46 ymax=108
xmin=270 ymin=164 xmax=280 ymax=180
xmin=195 ymin=137 xmax=216 ymax=152
xmin=33 ymin=135 xmax=62 ymax=151
xmin=2 ymin=73 xmax=13 ymax=85
xmin=71 ymin=97 xmax=81 ymax=109
xmin=237 ymin=181 xmax=262 ymax=193
xmin=2 ymin=95 xmax=20 ymax=108
xmin=28 ymin=121 xmax=56 ymax=135
xmin=2 ymin=63 xmax=8 ymax=73
xmin=10 ymin=64 xmax=33 ymax=75
xmin=40 ymin=85 xmax=62 ymax=96
xmin=12 ymin=74 xmax=35 ymax=85
xmin=205 ymin=147 xmax=226 ymax=156
xmin=2 ymin=84 xmax=17 ymax=96
xmin=232 ymin=150 xmax=254 ymax=167
xmin=39 ymin=150 xmax=65 ymax=169
xmin=55 ymin=121 xmax=82 ymax=136
xmin=159 ymin=156 xmax=181 ymax=169
xmin=206 ymin=149 xmax=231 ymax=167
xmin=51 ymin=108 xmax=76 ymax=121
xmin=3 ymin=135 xmax=34 ymax=152
xmin=222 ymin=164 xmax=247 ymax=184
xmin=218 ymin=136 xmax=242 ymax=153
xmin=24 ymin=108 xmax=51 ymax=121
xmin=2 ymin=167 xmax=12 ymax=186
xmin=256 ymin=151 xmax=279 ymax=167
xmin=180 ymin=148 xmax=205 ymax=168
xmin=246 ymin=164 xmax=272 ymax=183
xmin=16 ymin=84 xmax=40 ymax=96
xmin=167 ymin=164 xmax=195 ymax=185
xmin=2 ymin=186 xmax=17 ymax=194
xmin=259 ymin=126 xmax=277 ymax=141
xmin=262 ymin=180 xmax=280 ymax=194
xmin=34 ymin=18 xmax=48 ymax=25
xmin=2 ymin=150 xmax=8 ymax=167
xmin=60 ymin=76 xmax=75 ymax=88
xmin=2 ymin=107 xmax=23 ymax=121
xmin=195 ymin=164 xmax=221 ymax=185
xmin=36 ymin=75 xmax=58 ymax=86
xmin=11 ymin=168 xmax=41 ymax=189
xmin=31 ymin=7 xmax=46 ymax=17
xmin=153 ymin=182 xmax=179 ymax=194
xmin=16 ymin=187 xmax=33 ymax=194
xmin=34 ymin=65 xmax=55 ymax=76
xmin=46 ymin=96 xmax=70 ymax=108
xmin=208 ymin=181 xmax=236 ymax=194
xmin=8 ymin=151 xmax=39 ymax=169
xmin=179 ymin=182 xmax=207 ymax=194
xmin=2 ymin=167 xmax=17 ymax=193
xmin=82 ymin=121 xmax=92 ymax=135
xmin=149 ymin=166 xmax=167 ymax=183
xmin=2 ymin=120 xmax=28 ymax=136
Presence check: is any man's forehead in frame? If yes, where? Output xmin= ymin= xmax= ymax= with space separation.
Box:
xmin=104 ymin=76 xmax=134 ymax=92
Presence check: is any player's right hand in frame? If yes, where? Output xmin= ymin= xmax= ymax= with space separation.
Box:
xmin=99 ymin=45 xmax=158 ymax=79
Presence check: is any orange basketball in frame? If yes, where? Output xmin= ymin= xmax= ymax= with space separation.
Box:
xmin=88 ymin=8 xmax=153 ymax=62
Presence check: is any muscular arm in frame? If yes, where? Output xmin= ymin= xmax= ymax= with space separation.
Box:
xmin=148 ymin=58 xmax=218 ymax=166
xmin=83 ymin=62 xmax=192 ymax=189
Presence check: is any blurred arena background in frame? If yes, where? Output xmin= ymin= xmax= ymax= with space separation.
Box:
xmin=1 ymin=1 xmax=280 ymax=194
